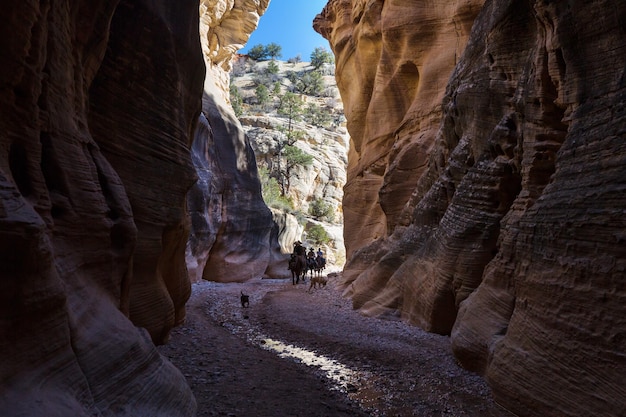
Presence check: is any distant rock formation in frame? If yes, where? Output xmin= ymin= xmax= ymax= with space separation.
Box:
xmin=226 ymin=55 xmax=350 ymax=271
xmin=316 ymin=0 xmax=626 ymax=415
xmin=1 ymin=0 xmax=202 ymax=415
xmin=243 ymin=113 xmax=349 ymax=266
xmin=186 ymin=0 xmax=280 ymax=283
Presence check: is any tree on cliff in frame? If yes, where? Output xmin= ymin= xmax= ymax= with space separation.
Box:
xmin=247 ymin=44 xmax=267 ymax=60
xmin=255 ymin=84 xmax=270 ymax=110
xmin=287 ymin=70 xmax=325 ymax=96
xmin=258 ymin=166 xmax=293 ymax=211
xmin=269 ymin=92 xmax=312 ymax=195
xmin=280 ymin=144 xmax=313 ymax=195
xmin=247 ymin=43 xmax=282 ymax=61
xmin=265 ymin=42 xmax=282 ymax=60
xmin=309 ymin=198 xmax=335 ymax=222
xmin=277 ymin=92 xmax=304 ymax=138
xmin=304 ymin=103 xmax=332 ymax=128
xmin=310 ymin=47 xmax=334 ymax=69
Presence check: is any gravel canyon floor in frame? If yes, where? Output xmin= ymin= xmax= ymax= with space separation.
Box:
xmin=158 ymin=272 xmax=514 ymax=416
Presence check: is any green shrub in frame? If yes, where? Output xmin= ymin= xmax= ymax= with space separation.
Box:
xmin=304 ymin=104 xmax=332 ymax=128
xmin=255 ymin=84 xmax=270 ymax=108
xmin=307 ymin=224 xmax=331 ymax=246
xmin=258 ymin=167 xmax=293 ymax=210
xmin=308 ymin=198 xmax=335 ymax=222
xmin=290 ymin=70 xmax=325 ymax=96
xmin=229 ymin=84 xmax=243 ymax=117
xmin=310 ymin=47 xmax=334 ymax=69
xmin=266 ymin=60 xmax=280 ymax=75
xmin=247 ymin=44 xmax=267 ymax=60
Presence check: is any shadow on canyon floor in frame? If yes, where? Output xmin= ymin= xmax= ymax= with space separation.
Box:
xmin=157 ymin=273 xmax=513 ymax=416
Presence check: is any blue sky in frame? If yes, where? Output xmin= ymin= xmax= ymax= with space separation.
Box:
xmin=240 ymin=0 xmax=331 ymax=62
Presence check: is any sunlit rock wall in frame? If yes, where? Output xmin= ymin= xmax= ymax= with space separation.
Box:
xmin=317 ymin=0 xmax=626 ymax=415
xmin=187 ymin=0 xmax=281 ymax=282
xmin=0 ymin=0 xmax=203 ymax=415
xmin=315 ymin=0 xmax=484 ymax=259
xmin=244 ymin=114 xmax=349 ymax=266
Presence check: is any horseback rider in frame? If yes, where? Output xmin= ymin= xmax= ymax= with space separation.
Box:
xmin=293 ymin=240 xmax=304 ymax=256
xmin=316 ymin=248 xmax=326 ymax=268
xmin=289 ymin=241 xmax=306 ymax=284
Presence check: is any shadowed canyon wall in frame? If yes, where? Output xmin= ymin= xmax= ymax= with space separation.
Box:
xmin=316 ymin=0 xmax=626 ymax=415
xmin=1 ymin=0 xmax=204 ymax=415
xmin=186 ymin=0 xmax=286 ymax=283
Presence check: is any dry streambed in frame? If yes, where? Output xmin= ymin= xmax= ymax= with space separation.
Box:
xmin=159 ymin=274 xmax=512 ymax=416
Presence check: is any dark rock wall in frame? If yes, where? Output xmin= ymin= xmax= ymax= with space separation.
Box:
xmin=186 ymin=90 xmax=276 ymax=283
xmin=89 ymin=0 xmax=205 ymax=343
xmin=0 ymin=0 xmax=203 ymax=415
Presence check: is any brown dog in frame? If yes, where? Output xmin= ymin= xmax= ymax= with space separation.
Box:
xmin=308 ymin=276 xmax=327 ymax=292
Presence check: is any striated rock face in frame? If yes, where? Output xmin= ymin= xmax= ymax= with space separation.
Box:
xmin=0 ymin=0 xmax=203 ymax=415
xmin=315 ymin=0 xmax=484 ymax=259
xmin=317 ymin=0 xmax=626 ymax=415
xmin=187 ymin=0 xmax=277 ymax=283
xmin=89 ymin=0 xmax=205 ymax=344
xmin=447 ymin=2 xmax=626 ymax=415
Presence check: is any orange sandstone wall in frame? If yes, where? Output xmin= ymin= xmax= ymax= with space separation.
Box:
xmin=315 ymin=0 xmax=484 ymax=259
xmin=316 ymin=0 xmax=626 ymax=415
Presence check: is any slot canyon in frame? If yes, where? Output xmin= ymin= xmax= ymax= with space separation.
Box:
xmin=1 ymin=1 xmax=624 ymax=416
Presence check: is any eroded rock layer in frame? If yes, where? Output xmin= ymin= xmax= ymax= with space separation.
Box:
xmin=186 ymin=0 xmax=279 ymax=283
xmin=89 ymin=0 xmax=205 ymax=344
xmin=0 ymin=0 xmax=203 ymax=415
xmin=315 ymin=0 xmax=485 ymax=259
xmin=316 ymin=0 xmax=626 ymax=415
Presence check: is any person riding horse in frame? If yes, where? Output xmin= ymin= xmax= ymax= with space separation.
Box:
xmin=289 ymin=241 xmax=307 ymax=284
xmin=316 ymin=248 xmax=325 ymax=267
xmin=305 ymin=247 xmax=314 ymax=273
xmin=315 ymin=250 xmax=326 ymax=272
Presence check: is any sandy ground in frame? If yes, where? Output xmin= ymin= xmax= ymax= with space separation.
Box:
xmin=157 ymin=272 xmax=513 ymax=417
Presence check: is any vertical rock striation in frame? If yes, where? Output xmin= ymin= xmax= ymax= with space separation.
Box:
xmin=315 ymin=0 xmax=484 ymax=259
xmin=89 ymin=0 xmax=205 ymax=344
xmin=317 ymin=0 xmax=626 ymax=415
xmin=1 ymin=0 xmax=203 ymax=415
xmin=186 ymin=0 xmax=279 ymax=283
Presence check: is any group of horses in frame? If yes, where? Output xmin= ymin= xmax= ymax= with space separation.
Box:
xmin=288 ymin=250 xmax=326 ymax=285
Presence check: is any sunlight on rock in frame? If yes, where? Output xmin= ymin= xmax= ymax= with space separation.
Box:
xmin=257 ymin=337 xmax=382 ymax=411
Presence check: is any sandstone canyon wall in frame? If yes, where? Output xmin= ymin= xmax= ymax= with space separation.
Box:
xmin=1 ymin=0 xmax=204 ymax=415
xmin=315 ymin=0 xmax=484 ymax=260
xmin=316 ymin=0 xmax=626 ymax=415
xmin=186 ymin=0 xmax=286 ymax=282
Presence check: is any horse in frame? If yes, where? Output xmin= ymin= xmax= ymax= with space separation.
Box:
xmin=306 ymin=255 xmax=327 ymax=278
xmin=288 ymin=253 xmax=306 ymax=285
xmin=314 ymin=255 xmax=326 ymax=277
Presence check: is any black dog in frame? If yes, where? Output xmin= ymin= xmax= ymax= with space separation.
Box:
xmin=240 ymin=291 xmax=250 ymax=308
